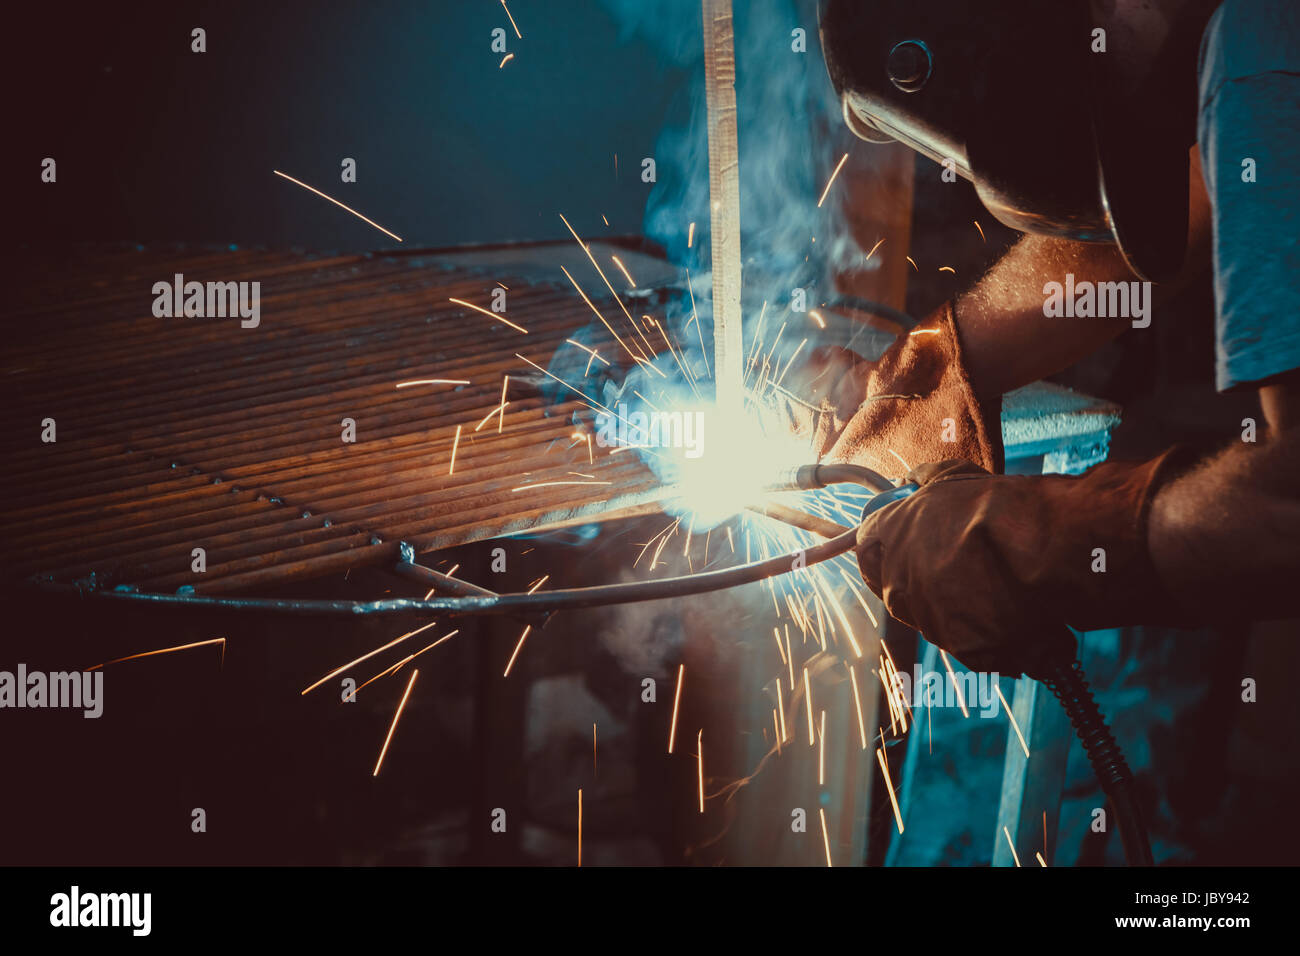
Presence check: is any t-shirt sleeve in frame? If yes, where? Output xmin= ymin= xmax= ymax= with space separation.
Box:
xmin=1197 ymin=0 xmax=1300 ymax=392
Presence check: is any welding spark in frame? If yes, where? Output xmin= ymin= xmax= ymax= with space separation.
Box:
xmin=273 ymin=170 xmax=402 ymax=242
xmin=610 ymin=255 xmax=636 ymax=288
xmin=905 ymin=255 xmax=918 ymax=272
xmin=1035 ymin=852 xmax=1048 ymax=867
xmin=864 ymin=236 xmax=886 ymax=265
xmin=973 ymin=220 xmax=986 ymax=243
xmin=816 ymin=152 xmax=850 ymax=208
xmin=577 ymin=789 xmax=583 ymax=866
xmin=511 ymin=479 xmax=611 ymax=492
xmin=449 ymin=424 xmax=461 ymax=476
xmin=395 ymin=379 xmax=470 ymax=388
xmin=819 ymin=808 xmax=833 ymax=867
xmin=697 ymin=729 xmax=705 ymax=813
xmin=498 ymin=53 xmax=515 ymax=68
xmin=499 ymin=0 xmax=522 ymax=37
xmin=808 ymin=310 xmax=826 ymax=329
xmin=87 ymin=637 xmax=226 ymax=672
xmin=1002 ymin=826 xmax=1022 ymax=867
xmin=503 ymin=625 xmax=532 ymax=677
xmin=938 ymin=649 xmax=969 ymax=718
xmin=938 ymin=265 xmax=956 ymax=274
xmin=776 ymin=677 xmax=788 ymax=743
xmin=887 ymin=448 xmax=912 ymax=472
xmin=877 ymin=746 xmax=905 ymax=834
xmin=356 ymin=629 xmax=458 ymax=693
xmin=668 ymin=664 xmax=684 ymax=753
xmin=302 ymin=620 xmax=439 ymax=695
xmin=818 ymin=710 xmax=826 ymax=786
xmin=372 ymin=668 xmax=419 ymax=777
xmin=996 ymin=681 xmax=1030 ymax=758
xmin=448 ymin=297 xmax=528 ymax=334
xmin=849 ymin=663 xmax=867 ymax=750
xmin=803 ymin=667 xmax=815 ymax=746
xmin=687 ymin=221 xmax=695 ymax=248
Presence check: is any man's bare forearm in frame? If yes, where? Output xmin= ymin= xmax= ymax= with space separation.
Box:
xmin=954 ymin=235 xmax=1136 ymax=399
xmin=953 ymin=148 xmax=1211 ymax=400
xmin=1148 ymin=378 xmax=1300 ymax=619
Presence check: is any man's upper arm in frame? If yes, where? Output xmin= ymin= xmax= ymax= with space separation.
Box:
xmin=1198 ymin=0 xmax=1300 ymax=393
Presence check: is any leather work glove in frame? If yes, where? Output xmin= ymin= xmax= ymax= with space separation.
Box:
xmin=777 ymin=301 xmax=1004 ymax=482
xmin=855 ymin=449 xmax=1197 ymax=679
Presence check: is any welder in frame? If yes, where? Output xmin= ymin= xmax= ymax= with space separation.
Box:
xmin=793 ymin=0 xmax=1300 ymax=681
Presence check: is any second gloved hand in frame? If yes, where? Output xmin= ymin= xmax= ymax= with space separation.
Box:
xmin=855 ymin=450 xmax=1196 ymax=679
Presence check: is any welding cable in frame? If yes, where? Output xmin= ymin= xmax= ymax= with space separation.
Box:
xmin=1042 ymin=658 xmax=1154 ymax=866
xmin=36 ymin=524 xmax=861 ymax=618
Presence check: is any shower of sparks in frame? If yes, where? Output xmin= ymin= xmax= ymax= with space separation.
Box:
xmin=772 ymin=710 xmax=782 ymax=754
xmin=500 ymin=0 xmax=522 ymax=37
xmin=272 ymin=170 xmax=403 ymax=242
xmin=877 ymin=746 xmax=904 ymax=834
xmin=996 ymin=682 xmax=1030 ymax=758
xmin=610 ymin=255 xmax=636 ymax=288
xmin=395 ymin=379 xmax=470 ymax=388
xmin=973 ymin=220 xmax=986 ymax=242
xmin=87 ymin=637 xmax=226 ymax=672
xmin=449 ymin=425 xmax=461 ymax=475
xmin=776 ymin=680 xmax=787 ymax=742
xmin=670 ymin=665 xmax=691 ymax=754
xmin=498 ymin=53 xmax=514 ymax=68
xmin=938 ymin=649 xmax=969 ymax=718
xmin=577 ymin=789 xmax=583 ymax=867
xmin=697 ymin=729 xmax=705 ymax=813
xmin=1003 ymin=826 xmax=1022 ymax=867
xmin=849 ymin=664 xmax=867 ymax=750
xmin=447 ymin=297 xmax=528 ymax=334
xmin=502 ymin=625 xmax=532 ymax=677
xmin=819 ymin=808 xmax=833 ymax=867
xmin=816 ymin=152 xmax=849 ymax=208
xmin=372 ymin=668 xmax=419 ymax=777
xmin=302 ymin=620 xmax=439 ymax=695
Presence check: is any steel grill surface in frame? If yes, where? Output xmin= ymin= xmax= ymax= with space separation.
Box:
xmin=0 ymin=245 xmax=663 ymax=594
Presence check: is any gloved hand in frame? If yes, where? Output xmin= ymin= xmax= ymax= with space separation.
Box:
xmin=776 ymin=301 xmax=1004 ymax=482
xmin=855 ymin=449 xmax=1197 ymax=679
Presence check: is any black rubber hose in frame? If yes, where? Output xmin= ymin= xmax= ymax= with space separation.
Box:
xmin=1041 ymin=658 xmax=1154 ymax=866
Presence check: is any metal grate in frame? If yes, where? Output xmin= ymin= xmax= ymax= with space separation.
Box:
xmin=1 ymin=245 xmax=664 ymax=594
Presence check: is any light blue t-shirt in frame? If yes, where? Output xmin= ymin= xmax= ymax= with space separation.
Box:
xmin=1198 ymin=0 xmax=1300 ymax=392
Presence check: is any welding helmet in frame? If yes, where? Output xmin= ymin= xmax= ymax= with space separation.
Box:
xmin=819 ymin=0 xmax=1214 ymax=281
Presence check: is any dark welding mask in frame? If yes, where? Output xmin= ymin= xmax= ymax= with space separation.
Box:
xmin=819 ymin=0 xmax=1214 ymax=281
